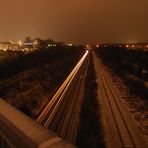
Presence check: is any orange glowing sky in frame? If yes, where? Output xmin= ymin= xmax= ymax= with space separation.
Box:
xmin=0 ymin=0 xmax=148 ymax=44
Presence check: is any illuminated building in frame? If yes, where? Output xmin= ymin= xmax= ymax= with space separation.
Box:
xmin=0 ymin=41 xmax=19 ymax=51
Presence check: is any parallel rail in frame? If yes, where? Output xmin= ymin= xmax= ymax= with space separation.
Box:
xmin=94 ymin=54 xmax=137 ymax=148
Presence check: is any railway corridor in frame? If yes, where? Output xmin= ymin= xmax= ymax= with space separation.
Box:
xmin=37 ymin=51 xmax=89 ymax=144
xmin=93 ymin=52 xmax=148 ymax=148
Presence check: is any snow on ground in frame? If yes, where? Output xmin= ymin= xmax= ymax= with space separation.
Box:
xmin=106 ymin=67 xmax=148 ymax=137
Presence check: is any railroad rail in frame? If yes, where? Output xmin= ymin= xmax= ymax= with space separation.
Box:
xmin=93 ymin=52 xmax=148 ymax=148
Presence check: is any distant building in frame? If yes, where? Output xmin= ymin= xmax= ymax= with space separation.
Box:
xmin=0 ymin=41 xmax=19 ymax=51
xmin=0 ymin=41 xmax=11 ymax=50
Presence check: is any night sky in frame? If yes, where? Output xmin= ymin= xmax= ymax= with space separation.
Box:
xmin=0 ymin=0 xmax=148 ymax=44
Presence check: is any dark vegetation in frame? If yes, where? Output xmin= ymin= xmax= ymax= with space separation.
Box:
xmin=0 ymin=46 xmax=84 ymax=118
xmin=76 ymin=53 xmax=105 ymax=148
xmin=95 ymin=46 xmax=148 ymax=102
xmin=0 ymin=47 xmax=83 ymax=80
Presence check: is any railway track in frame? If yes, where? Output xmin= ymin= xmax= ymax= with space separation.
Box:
xmin=57 ymin=59 xmax=88 ymax=142
xmin=37 ymin=51 xmax=89 ymax=143
xmin=93 ymin=52 xmax=148 ymax=148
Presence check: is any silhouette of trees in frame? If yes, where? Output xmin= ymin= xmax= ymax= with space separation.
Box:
xmin=0 ymin=46 xmax=84 ymax=81
xmin=24 ymin=36 xmax=34 ymax=47
xmin=0 ymin=45 xmax=85 ymax=118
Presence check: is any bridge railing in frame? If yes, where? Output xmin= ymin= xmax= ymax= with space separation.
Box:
xmin=0 ymin=99 xmax=74 ymax=148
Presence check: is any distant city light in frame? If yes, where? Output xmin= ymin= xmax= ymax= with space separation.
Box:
xmin=34 ymin=40 xmax=38 ymax=45
xmin=68 ymin=44 xmax=73 ymax=47
xmin=48 ymin=44 xmax=57 ymax=47
xmin=9 ymin=41 xmax=14 ymax=44
xmin=17 ymin=40 xmax=22 ymax=46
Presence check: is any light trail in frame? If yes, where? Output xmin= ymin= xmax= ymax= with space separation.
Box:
xmin=43 ymin=52 xmax=88 ymax=127
xmin=37 ymin=50 xmax=88 ymax=125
